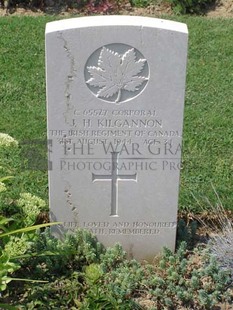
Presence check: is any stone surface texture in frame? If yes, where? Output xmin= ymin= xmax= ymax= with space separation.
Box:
xmin=46 ymin=16 xmax=188 ymax=261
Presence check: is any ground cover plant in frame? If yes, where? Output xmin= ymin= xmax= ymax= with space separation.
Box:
xmin=0 ymin=15 xmax=233 ymax=309
xmin=0 ymin=134 xmax=60 ymax=300
xmin=2 ymin=228 xmax=233 ymax=309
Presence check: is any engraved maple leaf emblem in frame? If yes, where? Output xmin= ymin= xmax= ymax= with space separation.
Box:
xmin=86 ymin=47 xmax=148 ymax=103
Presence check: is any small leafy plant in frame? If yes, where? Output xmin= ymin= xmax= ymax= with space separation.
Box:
xmin=168 ymin=0 xmax=216 ymax=14
xmin=176 ymin=218 xmax=198 ymax=249
xmin=144 ymin=242 xmax=231 ymax=309
xmin=0 ymin=133 xmax=60 ymax=298
xmin=5 ymin=231 xmax=232 ymax=309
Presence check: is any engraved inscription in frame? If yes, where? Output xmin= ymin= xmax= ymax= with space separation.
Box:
xmin=81 ymin=221 xmax=177 ymax=235
xmin=85 ymin=44 xmax=149 ymax=104
xmin=92 ymin=152 xmax=137 ymax=216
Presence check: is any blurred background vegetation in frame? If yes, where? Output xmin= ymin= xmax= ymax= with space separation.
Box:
xmin=1 ymin=0 xmax=217 ymax=15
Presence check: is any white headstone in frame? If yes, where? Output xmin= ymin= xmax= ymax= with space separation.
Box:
xmin=46 ymin=16 xmax=188 ymax=261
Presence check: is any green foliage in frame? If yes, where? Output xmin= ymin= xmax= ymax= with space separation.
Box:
xmin=0 ymin=134 xmax=18 ymax=202
xmin=0 ymin=304 xmax=18 ymax=310
xmin=176 ymin=218 xmax=198 ymax=248
xmin=79 ymin=245 xmax=143 ymax=309
xmin=2 ymin=0 xmax=120 ymax=13
xmin=4 ymin=235 xmax=32 ymax=257
xmin=130 ymin=0 xmax=151 ymax=8
xmin=0 ymin=133 xmax=18 ymax=149
xmin=0 ymin=254 xmax=20 ymax=292
xmin=12 ymin=231 xmax=137 ymax=309
xmin=0 ymin=220 xmax=59 ymax=295
xmin=22 ymin=272 xmax=84 ymax=309
xmin=0 ymin=134 xmax=59 ymax=296
xmin=6 ymin=232 xmax=232 ymax=309
xmin=141 ymin=242 xmax=231 ymax=309
xmin=0 ymin=182 xmax=7 ymax=193
xmin=17 ymin=192 xmax=46 ymax=226
xmin=168 ymin=0 xmax=216 ymax=14
xmin=102 ymin=259 xmax=144 ymax=303
xmin=16 ymin=229 xmax=105 ymax=282
xmin=100 ymin=243 xmax=127 ymax=271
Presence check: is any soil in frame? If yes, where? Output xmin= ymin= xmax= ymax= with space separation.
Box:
xmin=206 ymin=0 xmax=233 ymax=17
xmin=0 ymin=0 xmax=233 ymax=17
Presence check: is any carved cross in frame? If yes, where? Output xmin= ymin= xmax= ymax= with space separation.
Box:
xmin=92 ymin=152 xmax=137 ymax=216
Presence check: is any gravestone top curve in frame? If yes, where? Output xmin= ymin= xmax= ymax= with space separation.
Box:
xmin=46 ymin=16 xmax=188 ymax=34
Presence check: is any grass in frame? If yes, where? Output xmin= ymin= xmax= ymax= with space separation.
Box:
xmin=0 ymin=15 xmax=232 ymax=212
xmin=179 ymin=17 xmax=233 ymax=211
